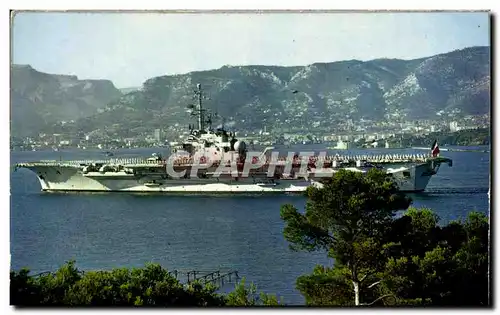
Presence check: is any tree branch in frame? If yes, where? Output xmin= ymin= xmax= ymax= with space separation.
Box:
xmin=359 ymin=273 xmax=373 ymax=283
xmin=360 ymin=294 xmax=396 ymax=306
xmin=367 ymin=280 xmax=382 ymax=289
xmin=357 ymin=265 xmax=380 ymax=284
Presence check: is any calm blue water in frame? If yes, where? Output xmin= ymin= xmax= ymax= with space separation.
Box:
xmin=10 ymin=145 xmax=490 ymax=305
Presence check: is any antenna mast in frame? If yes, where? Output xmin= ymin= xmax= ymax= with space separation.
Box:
xmin=188 ymin=83 xmax=213 ymax=131
xmin=195 ymin=83 xmax=204 ymax=130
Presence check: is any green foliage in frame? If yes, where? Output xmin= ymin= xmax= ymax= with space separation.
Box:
xmin=300 ymin=208 xmax=489 ymax=306
xmin=10 ymin=263 xmax=283 ymax=307
xmin=281 ymin=169 xmax=411 ymax=306
xmin=225 ymin=278 xmax=283 ymax=306
xmin=281 ymin=168 xmax=489 ymax=306
xmin=383 ymin=207 xmax=441 ymax=258
xmin=282 ymin=169 xmax=411 ymax=253
xmin=390 ymin=128 xmax=490 ymax=147
xmin=62 ymin=263 xmax=224 ymax=306
xmin=10 ymin=268 xmax=41 ymax=306
xmin=296 ymin=265 xmax=354 ymax=306
xmin=378 ymin=210 xmax=489 ymax=306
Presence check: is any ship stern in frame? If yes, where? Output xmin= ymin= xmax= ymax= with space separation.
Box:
xmin=410 ymin=157 xmax=453 ymax=192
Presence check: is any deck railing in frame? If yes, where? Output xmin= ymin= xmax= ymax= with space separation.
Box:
xmin=16 ymin=153 xmax=434 ymax=168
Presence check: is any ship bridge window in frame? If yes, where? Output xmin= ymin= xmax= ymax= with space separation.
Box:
xmin=403 ymin=171 xmax=411 ymax=178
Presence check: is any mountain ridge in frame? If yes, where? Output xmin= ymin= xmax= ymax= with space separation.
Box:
xmin=10 ymin=64 xmax=123 ymax=137
xmin=10 ymin=46 xmax=490 ymax=138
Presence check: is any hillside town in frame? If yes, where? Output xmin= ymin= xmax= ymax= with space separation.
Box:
xmin=10 ymin=113 xmax=489 ymax=151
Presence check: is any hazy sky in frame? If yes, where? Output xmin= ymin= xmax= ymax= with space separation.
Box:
xmin=12 ymin=11 xmax=489 ymax=88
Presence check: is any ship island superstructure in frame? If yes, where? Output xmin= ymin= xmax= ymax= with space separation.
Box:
xmin=15 ymin=84 xmax=453 ymax=194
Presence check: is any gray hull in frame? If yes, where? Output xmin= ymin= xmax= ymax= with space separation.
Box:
xmin=18 ymin=159 xmax=448 ymax=194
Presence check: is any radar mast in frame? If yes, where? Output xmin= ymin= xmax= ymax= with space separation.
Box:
xmin=187 ymin=83 xmax=213 ymax=131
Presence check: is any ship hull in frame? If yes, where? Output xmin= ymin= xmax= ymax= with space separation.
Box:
xmin=387 ymin=163 xmax=435 ymax=192
xmin=20 ymin=161 xmax=438 ymax=194
xmin=24 ymin=165 xmax=311 ymax=193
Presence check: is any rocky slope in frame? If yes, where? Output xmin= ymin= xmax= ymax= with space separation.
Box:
xmin=10 ymin=65 xmax=122 ymax=137
xmin=11 ymin=46 xmax=490 ymax=137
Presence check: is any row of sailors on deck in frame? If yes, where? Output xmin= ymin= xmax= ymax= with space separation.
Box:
xmin=170 ymin=153 xmax=430 ymax=165
xmin=62 ymin=153 xmax=432 ymax=167
xmin=62 ymin=152 xmax=431 ymax=166
xmin=318 ymin=153 xmax=430 ymax=161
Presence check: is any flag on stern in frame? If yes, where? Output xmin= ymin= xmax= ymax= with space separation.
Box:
xmin=431 ymin=140 xmax=440 ymax=157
